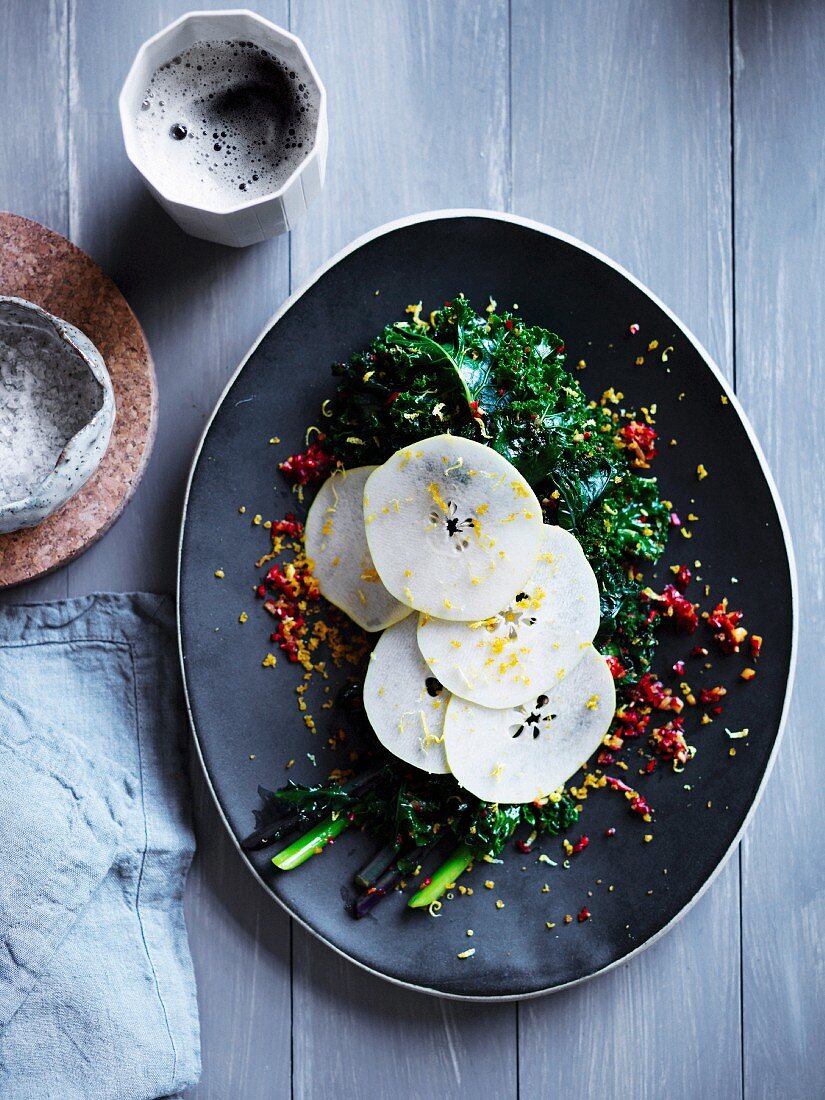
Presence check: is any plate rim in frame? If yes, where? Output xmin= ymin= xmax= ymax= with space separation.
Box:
xmin=177 ymin=208 xmax=799 ymax=1001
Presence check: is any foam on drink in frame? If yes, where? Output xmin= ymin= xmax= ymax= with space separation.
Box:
xmin=134 ymin=39 xmax=317 ymax=210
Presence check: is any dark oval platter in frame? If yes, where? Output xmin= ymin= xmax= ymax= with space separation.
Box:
xmin=178 ymin=211 xmax=796 ymax=1000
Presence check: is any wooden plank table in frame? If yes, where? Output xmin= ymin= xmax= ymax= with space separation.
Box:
xmin=1 ymin=2 xmax=821 ymax=1096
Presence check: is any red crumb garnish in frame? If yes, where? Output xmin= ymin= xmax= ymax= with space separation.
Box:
xmin=577 ymin=907 xmax=591 ymax=923
xmin=643 ymin=584 xmax=699 ymax=634
xmin=606 ymin=656 xmax=628 ymax=681
xmin=672 ymin=564 xmax=692 ymax=593
xmin=650 ymin=718 xmax=690 ymax=766
xmin=261 ymin=559 xmax=320 ymax=662
xmin=614 ymin=705 xmax=650 ymax=739
xmin=699 ymin=685 xmax=727 ymax=705
xmin=270 ymin=513 xmax=303 ymax=539
xmin=605 ymin=776 xmax=654 ymax=820
xmin=707 ymin=599 xmax=748 ymax=654
xmin=279 ymin=441 xmax=339 ymax=487
xmin=630 ymin=793 xmax=654 ymax=818
xmin=619 ymin=421 xmax=657 ymax=468
xmin=630 ymin=673 xmax=685 ymax=714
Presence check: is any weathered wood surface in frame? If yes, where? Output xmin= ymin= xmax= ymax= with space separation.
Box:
xmin=0 ymin=1 xmax=820 ymax=1097
xmin=733 ymin=2 xmax=825 ymax=1097
xmin=511 ymin=3 xmax=742 ymax=1096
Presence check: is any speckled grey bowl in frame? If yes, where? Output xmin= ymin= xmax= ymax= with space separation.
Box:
xmin=0 ymin=296 xmax=115 ymax=534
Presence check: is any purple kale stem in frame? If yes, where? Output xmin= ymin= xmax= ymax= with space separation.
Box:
xmin=354 ymin=842 xmax=400 ymax=889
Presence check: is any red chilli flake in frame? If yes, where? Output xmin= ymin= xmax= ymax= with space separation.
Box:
xmin=257 ymin=548 xmax=321 ymax=663
xmin=571 ymin=834 xmax=589 ymax=854
xmin=699 ymin=685 xmax=727 ymax=706
xmin=630 ymin=793 xmax=654 ymax=818
xmin=279 ymin=441 xmax=338 ymax=487
xmin=605 ymin=776 xmax=654 ymax=820
xmin=605 ymin=827 xmax=616 ymax=837
xmin=672 ymin=564 xmax=692 ymax=593
xmin=606 ymin=656 xmax=627 ymax=681
xmin=707 ymin=599 xmax=748 ymax=654
xmin=672 ymin=659 xmax=686 ymax=676
xmin=614 ymin=706 xmax=650 ymax=739
xmin=630 ymin=672 xmax=685 ymax=714
xmin=577 ymin=907 xmax=591 ymax=923
xmin=270 ymin=513 xmax=303 ymax=539
xmin=619 ymin=421 xmax=657 ymax=469
xmin=606 ymin=760 xmax=634 ymax=783
xmin=649 ymin=718 xmax=690 ymax=766
xmin=643 ymin=584 xmax=699 ymax=634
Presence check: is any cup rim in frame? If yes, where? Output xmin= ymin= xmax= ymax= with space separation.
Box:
xmin=118 ymin=8 xmax=327 ymax=217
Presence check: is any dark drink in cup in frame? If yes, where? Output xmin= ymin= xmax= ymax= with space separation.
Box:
xmin=135 ymin=38 xmax=318 ymax=212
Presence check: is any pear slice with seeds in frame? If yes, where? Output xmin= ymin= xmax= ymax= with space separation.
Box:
xmin=417 ymin=524 xmax=601 ymax=708
xmin=443 ymin=646 xmax=615 ymax=803
xmin=304 ymin=466 xmax=411 ymax=632
xmin=364 ymin=435 xmax=543 ymax=621
xmin=363 ymin=615 xmax=451 ymax=773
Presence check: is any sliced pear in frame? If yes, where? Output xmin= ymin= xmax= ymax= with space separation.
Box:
xmin=364 ymin=435 xmax=543 ymax=621
xmin=417 ymin=524 xmax=600 ymax=709
xmin=443 ymin=646 xmax=615 ymax=803
xmin=363 ymin=615 xmax=451 ymax=773
xmin=305 ymin=466 xmax=411 ymax=632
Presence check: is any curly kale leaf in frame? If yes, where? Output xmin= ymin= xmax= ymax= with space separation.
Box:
xmin=256 ymin=780 xmax=354 ymax=822
xmin=457 ymin=803 xmax=523 ymax=856
xmin=321 ymin=294 xmax=671 ymax=694
xmin=521 ymin=794 xmax=580 ymax=836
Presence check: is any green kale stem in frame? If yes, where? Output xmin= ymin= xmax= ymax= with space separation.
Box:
xmin=271 ymin=814 xmax=351 ymax=871
xmin=407 ymin=842 xmax=474 ymax=909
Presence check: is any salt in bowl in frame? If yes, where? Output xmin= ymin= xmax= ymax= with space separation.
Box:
xmin=0 ymin=295 xmax=115 ymax=534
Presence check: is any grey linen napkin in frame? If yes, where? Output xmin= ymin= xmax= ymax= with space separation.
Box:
xmin=0 ymin=593 xmax=200 ymax=1099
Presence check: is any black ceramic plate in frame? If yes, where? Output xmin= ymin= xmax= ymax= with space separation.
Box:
xmin=178 ymin=212 xmax=796 ymax=999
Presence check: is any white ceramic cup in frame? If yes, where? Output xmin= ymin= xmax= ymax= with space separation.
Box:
xmin=119 ymin=9 xmax=328 ymax=247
